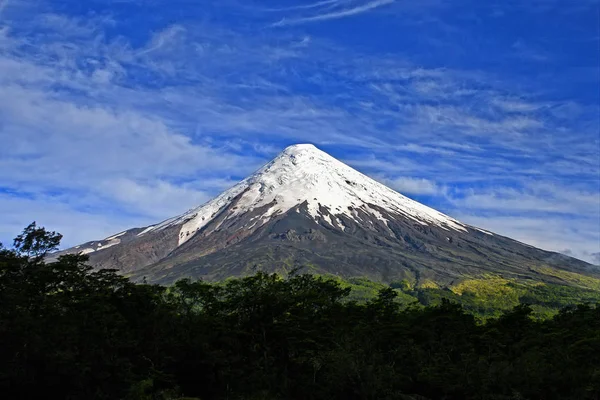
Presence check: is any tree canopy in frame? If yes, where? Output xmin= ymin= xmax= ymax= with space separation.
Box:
xmin=1 ymin=224 xmax=598 ymax=399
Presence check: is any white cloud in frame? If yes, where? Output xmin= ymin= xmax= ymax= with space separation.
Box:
xmin=0 ymin=192 xmax=150 ymax=248
xmin=451 ymin=183 xmax=600 ymax=216
xmin=448 ymin=182 xmax=600 ymax=263
xmin=272 ymin=0 xmax=395 ymax=26
xmin=385 ymin=177 xmax=444 ymax=195
xmin=511 ymin=39 xmax=550 ymax=62
xmin=98 ymin=178 xmax=213 ymax=219
xmin=264 ymin=0 xmax=340 ymax=12
xmin=0 ymin=84 xmax=256 ymax=189
xmin=457 ymin=214 xmax=600 ymax=265
xmin=135 ymin=25 xmax=186 ymax=57
xmin=492 ymin=97 xmax=545 ymax=113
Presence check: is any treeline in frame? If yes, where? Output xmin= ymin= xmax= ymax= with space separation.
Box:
xmin=1 ymin=224 xmax=599 ymax=400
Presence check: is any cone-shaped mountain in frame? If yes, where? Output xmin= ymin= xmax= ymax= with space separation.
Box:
xmin=56 ymin=144 xmax=599 ymax=286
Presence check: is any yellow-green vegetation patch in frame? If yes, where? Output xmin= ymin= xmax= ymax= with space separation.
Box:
xmin=451 ymin=277 xmax=512 ymax=296
xmin=418 ymin=280 xmax=440 ymax=289
xmin=533 ymin=266 xmax=600 ymax=291
xmin=450 ymin=277 xmax=523 ymax=311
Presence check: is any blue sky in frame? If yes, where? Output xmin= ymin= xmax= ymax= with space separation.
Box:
xmin=0 ymin=0 xmax=598 ymax=263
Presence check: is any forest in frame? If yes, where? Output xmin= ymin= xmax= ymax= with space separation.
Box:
xmin=1 ymin=224 xmax=599 ymax=400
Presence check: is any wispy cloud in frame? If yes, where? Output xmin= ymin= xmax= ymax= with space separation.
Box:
xmin=135 ymin=25 xmax=186 ymax=57
xmin=385 ymin=177 xmax=445 ymax=196
xmin=450 ymin=183 xmax=600 ymax=216
xmin=265 ymin=0 xmax=340 ymax=12
xmin=457 ymin=213 xmax=600 ymax=264
xmin=449 ymin=181 xmax=600 ymax=263
xmin=511 ymin=39 xmax=551 ymax=62
xmin=272 ymin=0 xmax=395 ymax=26
xmin=98 ymin=178 xmax=213 ymax=219
xmin=491 ymin=97 xmax=545 ymax=113
xmin=0 ymin=191 xmax=151 ymax=248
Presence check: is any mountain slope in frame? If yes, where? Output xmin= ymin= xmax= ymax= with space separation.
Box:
xmin=55 ymin=144 xmax=599 ymax=287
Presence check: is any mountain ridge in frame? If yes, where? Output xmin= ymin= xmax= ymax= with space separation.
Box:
xmin=54 ymin=144 xmax=599 ymax=287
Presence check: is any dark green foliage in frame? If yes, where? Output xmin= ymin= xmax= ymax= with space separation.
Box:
xmin=13 ymin=221 xmax=62 ymax=259
xmin=517 ymin=282 xmax=600 ymax=308
xmin=1 ymin=225 xmax=599 ymax=399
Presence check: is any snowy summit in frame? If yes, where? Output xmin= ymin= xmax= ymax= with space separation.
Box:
xmin=140 ymin=143 xmax=467 ymax=246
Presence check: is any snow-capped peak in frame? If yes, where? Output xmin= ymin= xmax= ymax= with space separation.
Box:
xmin=143 ymin=143 xmax=468 ymax=245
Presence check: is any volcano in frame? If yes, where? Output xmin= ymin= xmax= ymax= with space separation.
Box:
xmin=57 ymin=144 xmax=598 ymax=286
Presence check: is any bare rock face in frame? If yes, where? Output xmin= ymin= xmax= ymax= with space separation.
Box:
xmin=56 ymin=144 xmax=600 ymax=286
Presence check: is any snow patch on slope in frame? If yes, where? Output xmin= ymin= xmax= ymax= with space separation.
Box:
xmin=75 ymin=238 xmax=121 ymax=255
xmin=105 ymin=231 xmax=127 ymax=241
xmin=137 ymin=226 xmax=156 ymax=236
